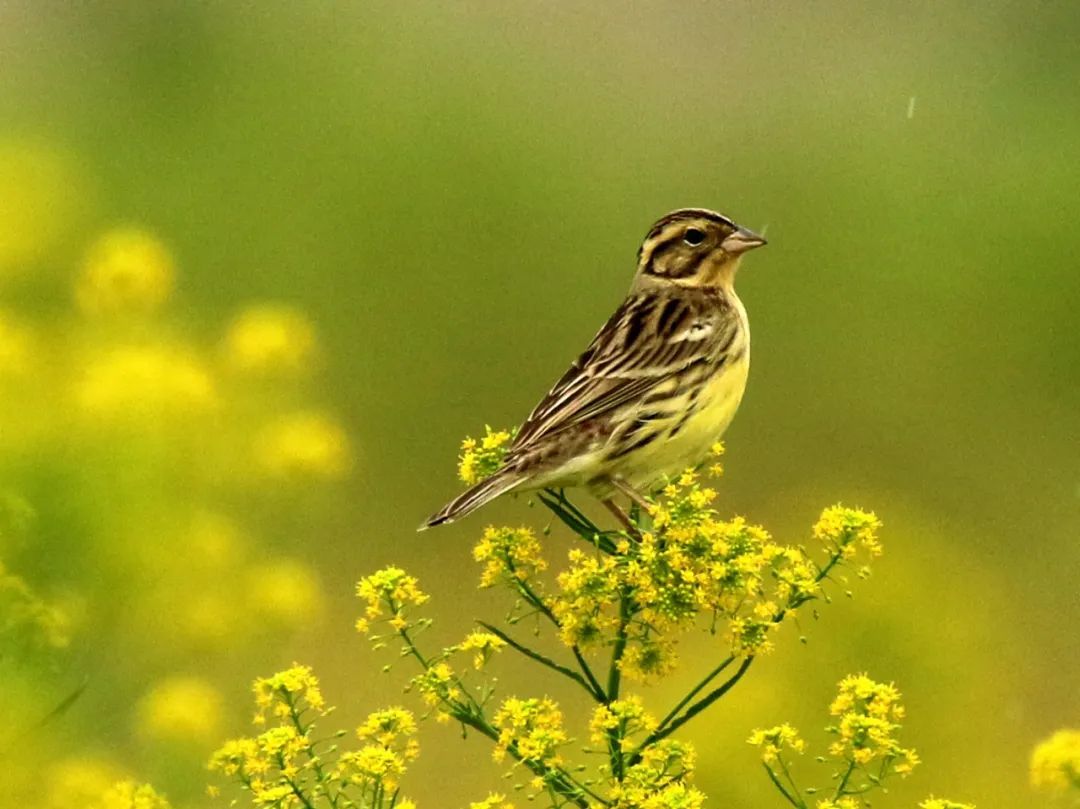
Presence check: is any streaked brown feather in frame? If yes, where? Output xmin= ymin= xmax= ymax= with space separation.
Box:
xmin=510 ymin=289 xmax=738 ymax=455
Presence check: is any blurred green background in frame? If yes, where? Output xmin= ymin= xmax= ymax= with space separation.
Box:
xmin=1 ymin=2 xmax=1078 ymax=807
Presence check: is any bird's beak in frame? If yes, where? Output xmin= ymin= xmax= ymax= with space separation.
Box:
xmin=721 ymin=226 xmax=767 ymax=255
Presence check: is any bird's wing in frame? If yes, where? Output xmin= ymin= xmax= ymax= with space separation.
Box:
xmin=511 ymin=292 xmax=735 ymax=451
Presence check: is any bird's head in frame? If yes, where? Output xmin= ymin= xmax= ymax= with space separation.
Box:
xmin=633 ymin=208 xmax=766 ymax=291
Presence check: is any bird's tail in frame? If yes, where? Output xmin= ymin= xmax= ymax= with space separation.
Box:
xmin=418 ymin=471 xmax=525 ymax=530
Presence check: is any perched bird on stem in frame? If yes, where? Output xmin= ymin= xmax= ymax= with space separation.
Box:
xmin=421 ymin=208 xmax=766 ymax=530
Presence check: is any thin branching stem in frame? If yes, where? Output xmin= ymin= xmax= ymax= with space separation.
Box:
xmin=506 ymin=560 xmax=606 ymax=699
xmin=477 ymin=621 xmax=603 ymax=700
xmin=763 ymin=763 xmax=805 ymax=808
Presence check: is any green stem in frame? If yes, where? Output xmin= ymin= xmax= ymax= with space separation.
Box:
xmin=478 ymin=621 xmax=602 ymax=700
xmin=653 ymin=655 xmax=735 ymax=734
xmin=605 ymin=589 xmax=633 ymax=781
xmin=628 ymin=656 xmax=754 ymax=766
xmin=508 ymin=563 xmax=606 ymax=700
xmin=763 ymin=762 xmax=804 ymax=808
xmin=833 ymin=760 xmax=857 ymax=799
xmin=777 ymin=753 xmax=807 ymax=808
xmin=396 ymin=617 xmax=606 ymax=807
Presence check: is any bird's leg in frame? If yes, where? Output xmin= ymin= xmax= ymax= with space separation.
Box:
xmin=601 ymin=498 xmax=639 ymax=538
xmin=611 ymin=477 xmax=653 ymax=514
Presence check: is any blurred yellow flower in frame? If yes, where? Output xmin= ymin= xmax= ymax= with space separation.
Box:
xmin=178 ymin=591 xmax=238 ymax=645
xmin=919 ymin=799 xmax=976 ymax=809
xmin=46 ymin=756 xmax=128 ymax=809
xmin=1030 ymin=728 xmax=1080 ymax=794
xmin=0 ymin=310 xmax=34 ymax=376
xmin=92 ymin=781 xmax=172 ymax=809
xmin=76 ymin=344 xmax=216 ymax=417
xmin=76 ymin=228 xmax=175 ymax=315
xmin=245 ymin=558 xmax=325 ymax=628
xmin=222 ymin=303 xmax=318 ymax=375
xmin=256 ymin=410 xmax=352 ymax=479
xmin=136 ymin=676 xmax=224 ymax=744
xmin=0 ymin=140 xmax=86 ymax=276
xmin=185 ymin=511 xmax=249 ymax=572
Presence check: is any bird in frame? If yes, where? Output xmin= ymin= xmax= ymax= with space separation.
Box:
xmin=421 ymin=207 xmax=766 ymax=530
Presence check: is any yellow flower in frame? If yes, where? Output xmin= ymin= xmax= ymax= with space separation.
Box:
xmin=813 ymin=505 xmax=883 ymax=557
xmin=458 ymin=426 xmax=513 ymax=484
xmin=136 ymin=676 xmax=224 ymax=744
xmin=589 ymin=697 xmax=657 ymax=746
xmin=1030 ymin=728 xmax=1080 ymax=794
xmin=222 ymin=304 xmax=318 ymax=375
xmin=76 ymin=228 xmax=175 ymax=315
xmin=46 ymin=757 xmax=128 ymax=809
xmin=92 ymin=781 xmax=172 ymax=809
xmin=919 ymin=799 xmax=976 ymax=809
xmin=470 ymin=795 xmax=515 ymax=809
xmin=459 ymin=631 xmax=507 ymax=668
xmin=357 ymin=707 xmax=418 ymax=745
xmin=473 ymin=525 xmax=547 ymax=588
xmin=356 ymin=566 xmax=429 ymax=627
xmin=493 ymin=696 xmax=567 ymax=765
xmin=256 ymin=410 xmax=352 ymax=480
xmin=76 ymin=344 xmax=216 ymax=417
xmin=245 ymin=558 xmax=324 ymax=628
xmin=747 ymin=723 xmax=806 ymax=764
xmin=824 ymin=673 xmax=917 ymax=777
xmin=0 ymin=310 xmax=34 ymax=376
xmin=252 ymin=664 xmax=326 ymax=719
xmin=815 ymin=799 xmax=860 ymax=809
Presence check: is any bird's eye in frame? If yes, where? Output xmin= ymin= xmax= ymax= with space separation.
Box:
xmin=683 ymin=228 xmax=705 ymax=246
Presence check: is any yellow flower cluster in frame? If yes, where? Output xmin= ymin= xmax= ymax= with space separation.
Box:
xmin=458 ymin=426 xmax=514 ymax=485
xmin=91 ymin=781 xmax=172 ymax=809
xmin=826 ymin=673 xmax=919 ymax=773
xmin=473 ymin=525 xmax=547 ymax=588
xmin=468 ymin=451 xmax=883 ymax=683
xmin=77 ymin=344 xmax=217 ymax=419
xmin=222 ymin=304 xmax=318 ymax=376
xmin=412 ymin=660 xmax=462 ymax=715
xmin=492 ymin=696 xmax=568 ymax=765
xmin=919 ymin=799 xmax=976 ymax=809
xmin=0 ymin=216 xmax=351 ymax=797
xmin=813 ymin=505 xmax=883 ymax=559
xmin=356 ymin=566 xmax=430 ymax=632
xmin=589 ymin=697 xmax=658 ymax=750
xmin=458 ymin=630 xmax=507 ymax=669
xmin=469 ymin=795 xmax=515 ymax=809
xmin=136 ymin=676 xmax=224 ymax=744
xmin=76 ymin=228 xmax=175 ymax=315
xmin=253 ymin=664 xmax=326 ymax=723
xmin=210 ymin=666 xmax=419 ymax=808
xmin=256 ymin=410 xmax=352 ymax=480
xmin=0 ymin=309 xmax=33 ymax=376
xmin=610 ymin=739 xmax=703 ymax=809
xmin=338 ymin=707 xmax=420 ymax=791
xmin=1030 ymin=728 xmax=1080 ymax=794
xmin=752 ymin=674 xmax=975 ymax=809
xmin=747 ymin=723 xmax=806 ymax=764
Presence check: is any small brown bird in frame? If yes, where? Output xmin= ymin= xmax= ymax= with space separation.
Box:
xmin=421 ymin=208 xmax=766 ymax=530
